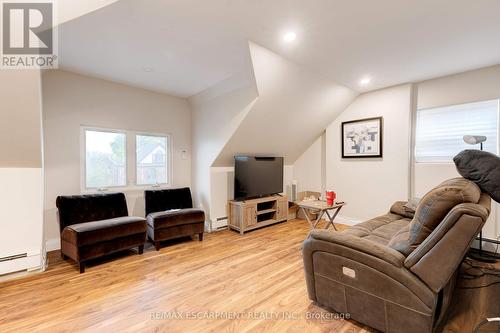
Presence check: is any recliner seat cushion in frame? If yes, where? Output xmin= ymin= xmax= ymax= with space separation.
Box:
xmin=342 ymin=213 xmax=411 ymax=246
xmin=61 ymin=216 xmax=147 ymax=246
xmin=147 ymin=208 xmax=205 ymax=229
xmin=389 ymin=177 xmax=480 ymax=256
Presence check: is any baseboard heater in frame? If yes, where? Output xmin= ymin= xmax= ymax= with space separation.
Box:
xmin=211 ymin=217 xmax=228 ymax=231
xmin=0 ymin=253 xmax=27 ymax=262
xmin=0 ymin=251 xmax=41 ymax=275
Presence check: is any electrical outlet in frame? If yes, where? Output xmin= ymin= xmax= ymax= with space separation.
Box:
xmin=342 ymin=266 xmax=356 ymax=278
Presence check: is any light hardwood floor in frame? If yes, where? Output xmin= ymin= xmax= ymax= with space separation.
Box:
xmin=0 ymin=219 xmax=376 ymax=333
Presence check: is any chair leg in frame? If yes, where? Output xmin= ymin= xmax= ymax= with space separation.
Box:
xmin=138 ymin=244 xmax=144 ymax=254
xmin=199 ymin=232 xmax=204 ymax=241
xmin=155 ymin=241 xmax=161 ymax=251
xmin=61 ymin=251 xmax=67 ymax=260
xmin=79 ymin=262 xmax=85 ymax=273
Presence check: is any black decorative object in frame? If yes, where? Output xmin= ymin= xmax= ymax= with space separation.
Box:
xmin=454 ymin=150 xmax=500 ymax=203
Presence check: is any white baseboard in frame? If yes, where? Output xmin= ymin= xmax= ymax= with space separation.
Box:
xmin=45 ymin=238 xmax=60 ymax=252
xmin=330 ymin=215 xmax=362 ymax=226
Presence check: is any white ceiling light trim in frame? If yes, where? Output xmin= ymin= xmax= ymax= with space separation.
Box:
xmin=283 ymin=31 xmax=297 ymax=43
xmin=360 ymin=77 xmax=371 ymax=86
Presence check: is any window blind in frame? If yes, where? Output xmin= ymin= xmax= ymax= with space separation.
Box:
xmin=415 ymin=100 xmax=499 ymax=162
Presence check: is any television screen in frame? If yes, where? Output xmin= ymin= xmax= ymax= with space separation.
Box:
xmin=234 ymin=156 xmax=284 ymax=200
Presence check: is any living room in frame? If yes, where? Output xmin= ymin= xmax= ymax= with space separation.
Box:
xmin=1 ymin=1 xmax=500 ymax=332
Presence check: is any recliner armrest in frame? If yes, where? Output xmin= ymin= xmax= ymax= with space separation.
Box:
xmin=404 ymin=196 xmax=491 ymax=292
xmin=405 ymin=199 xmax=490 ymax=268
xmin=307 ymin=230 xmax=406 ymax=267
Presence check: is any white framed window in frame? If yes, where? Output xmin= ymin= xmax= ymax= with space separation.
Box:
xmin=83 ymin=129 xmax=127 ymax=189
xmin=136 ymin=134 xmax=169 ymax=186
xmin=415 ymin=100 xmax=499 ymax=163
xmin=81 ymin=126 xmax=171 ymax=190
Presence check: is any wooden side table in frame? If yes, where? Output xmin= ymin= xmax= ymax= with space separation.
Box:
xmin=296 ymin=200 xmax=346 ymax=230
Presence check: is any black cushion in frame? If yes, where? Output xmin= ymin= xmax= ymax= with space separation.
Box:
xmin=147 ymin=208 xmax=205 ymax=229
xmin=454 ymin=149 xmax=500 ymax=203
xmin=61 ymin=216 xmax=146 ymax=246
xmin=144 ymin=187 xmax=193 ymax=216
xmin=56 ymin=193 xmax=129 ymax=232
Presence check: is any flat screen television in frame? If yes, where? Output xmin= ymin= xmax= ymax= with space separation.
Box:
xmin=234 ymin=156 xmax=284 ymax=200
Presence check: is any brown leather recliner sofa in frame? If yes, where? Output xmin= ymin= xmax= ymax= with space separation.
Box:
xmin=302 ymin=178 xmax=491 ymax=333
xmin=57 ymin=193 xmax=147 ymax=273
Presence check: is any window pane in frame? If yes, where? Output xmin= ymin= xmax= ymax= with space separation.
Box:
xmin=85 ymin=130 xmax=126 ymax=188
xmin=415 ymin=100 xmax=499 ymax=162
xmin=136 ymin=135 xmax=168 ymax=185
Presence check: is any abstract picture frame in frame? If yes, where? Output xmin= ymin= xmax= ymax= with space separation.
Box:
xmin=341 ymin=116 xmax=383 ymax=158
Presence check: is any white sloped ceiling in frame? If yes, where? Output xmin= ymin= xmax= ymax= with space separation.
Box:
xmin=212 ymin=42 xmax=358 ymax=166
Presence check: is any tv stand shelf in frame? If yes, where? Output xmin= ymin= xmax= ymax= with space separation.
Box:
xmin=256 ymin=208 xmax=276 ymax=215
xmin=228 ymin=195 xmax=288 ymax=235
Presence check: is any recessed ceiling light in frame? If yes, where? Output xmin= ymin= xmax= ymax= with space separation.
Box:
xmin=283 ymin=31 xmax=297 ymax=43
xmin=142 ymin=66 xmax=153 ymax=73
xmin=360 ymin=77 xmax=371 ymax=86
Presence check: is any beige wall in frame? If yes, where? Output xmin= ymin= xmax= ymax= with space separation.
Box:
xmin=415 ymin=65 xmax=500 ymax=242
xmin=42 ymin=70 xmax=192 ymax=249
xmin=0 ymin=70 xmax=43 ymax=168
xmin=293 ymin=135 xmax=324 ymax=194
xmin=417 ymin=65 xmax=500 ymax=110
xmin=325 ymin=84 xmax=413 ymax=220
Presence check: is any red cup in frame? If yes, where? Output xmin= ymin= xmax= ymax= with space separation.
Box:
xmin=326 ymin=190 xmax=336 ymax=206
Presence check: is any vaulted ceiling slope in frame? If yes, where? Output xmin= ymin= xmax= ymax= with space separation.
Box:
xmin=59 ymin=0 xmax=500 ymax=97
xmin=212 ymin=42 xmax=358 ymax=166
xmin=56 ymin=0 xmax=120 ymax=25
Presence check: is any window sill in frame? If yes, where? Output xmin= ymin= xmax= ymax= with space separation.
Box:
xmin=81 ymin=184 xmax=172 ymax=194
xmin=415 ymin=161 xmax=454 ymax=164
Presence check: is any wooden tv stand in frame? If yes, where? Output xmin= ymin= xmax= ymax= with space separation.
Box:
xmin=228 ymin=195 xmax=288 ymax=235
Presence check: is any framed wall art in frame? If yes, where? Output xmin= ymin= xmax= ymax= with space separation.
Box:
xmin=341 ymin=117 xmax=383 ymax=158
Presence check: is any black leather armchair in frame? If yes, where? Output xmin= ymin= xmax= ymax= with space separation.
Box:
xmin=56 ymin=193 xmax=147 ymax=273
xmin=145 ymin=187 xmax=205 ymax=250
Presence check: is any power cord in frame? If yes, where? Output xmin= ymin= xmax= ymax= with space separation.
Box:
xmin=462 ymin=253 xmax=500 ymax=332
xmin=461 ymin=259 xmax=500 ymax=278
xmin=474 ymin=317 xmax=500 ymax=333
xmin=458 ymin=259 xmax=500 ymax=289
